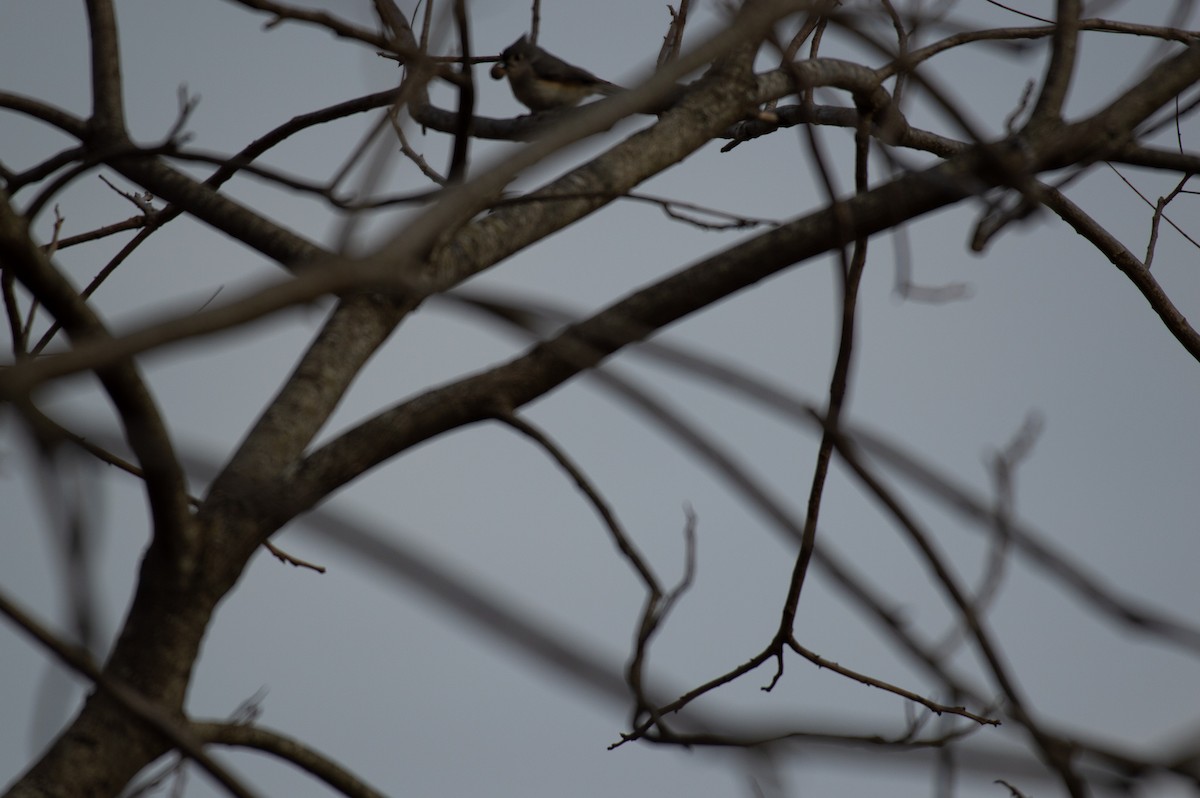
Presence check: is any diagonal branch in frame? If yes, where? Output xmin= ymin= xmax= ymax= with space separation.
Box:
xmin=1038 ymin=181 xmax=1200 ymax=362
xmin=832 ymin=438 xmax=1087 ymax=796
xmin=498 ymin=412 xmax=661 ymax=592
xmin=285 ymin=136 xmax=1020 ymax=516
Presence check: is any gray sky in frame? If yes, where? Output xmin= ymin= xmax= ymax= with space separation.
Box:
xmin=3 ymin=2 xmax=1199 ymax=797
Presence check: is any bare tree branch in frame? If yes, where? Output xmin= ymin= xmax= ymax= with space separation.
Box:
xmin=7 ymin=5 xmax=1200 ymax=796
xmin=192 ymin=722 xmax=388 ymax=798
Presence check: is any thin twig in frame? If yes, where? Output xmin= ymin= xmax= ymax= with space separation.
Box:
xmin=1106 ymin=165 xmax=1199 ymax=248
xmin=529 ymin=0 xmax=541 ymax=44
xmin=657 ymin=1 xmax=690 ymax=68
xmin=772 ymin=64 xmax=875 ymax=688
xmin=497 ymin=411 xmax=660 ymax=591
xmin=789 ymin=640 xmax=1000 ymax=726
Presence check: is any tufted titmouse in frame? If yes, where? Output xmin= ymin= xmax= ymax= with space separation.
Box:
xmin=489 ymin=36 xmax=622 ymax=111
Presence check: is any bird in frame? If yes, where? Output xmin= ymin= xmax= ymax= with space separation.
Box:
xmin=489 ymin=35 xmax=622 ymax=112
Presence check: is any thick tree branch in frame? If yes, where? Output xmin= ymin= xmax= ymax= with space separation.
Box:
xmin=197 ymin=1 xmax=792 ymax=545
xmin=84 ymin=0 xmax=127 ymax=141
xmin=0 ymin=588 xmax=259 ymax=798
xmin=1028 ymin=0 xmax=1081 ymax=126
xmin=288 ymin=151 xmax=984 ymax=513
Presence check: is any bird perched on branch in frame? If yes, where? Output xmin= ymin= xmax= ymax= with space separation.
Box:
xmin=490 ymin=35 xmax=623 ymax=111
